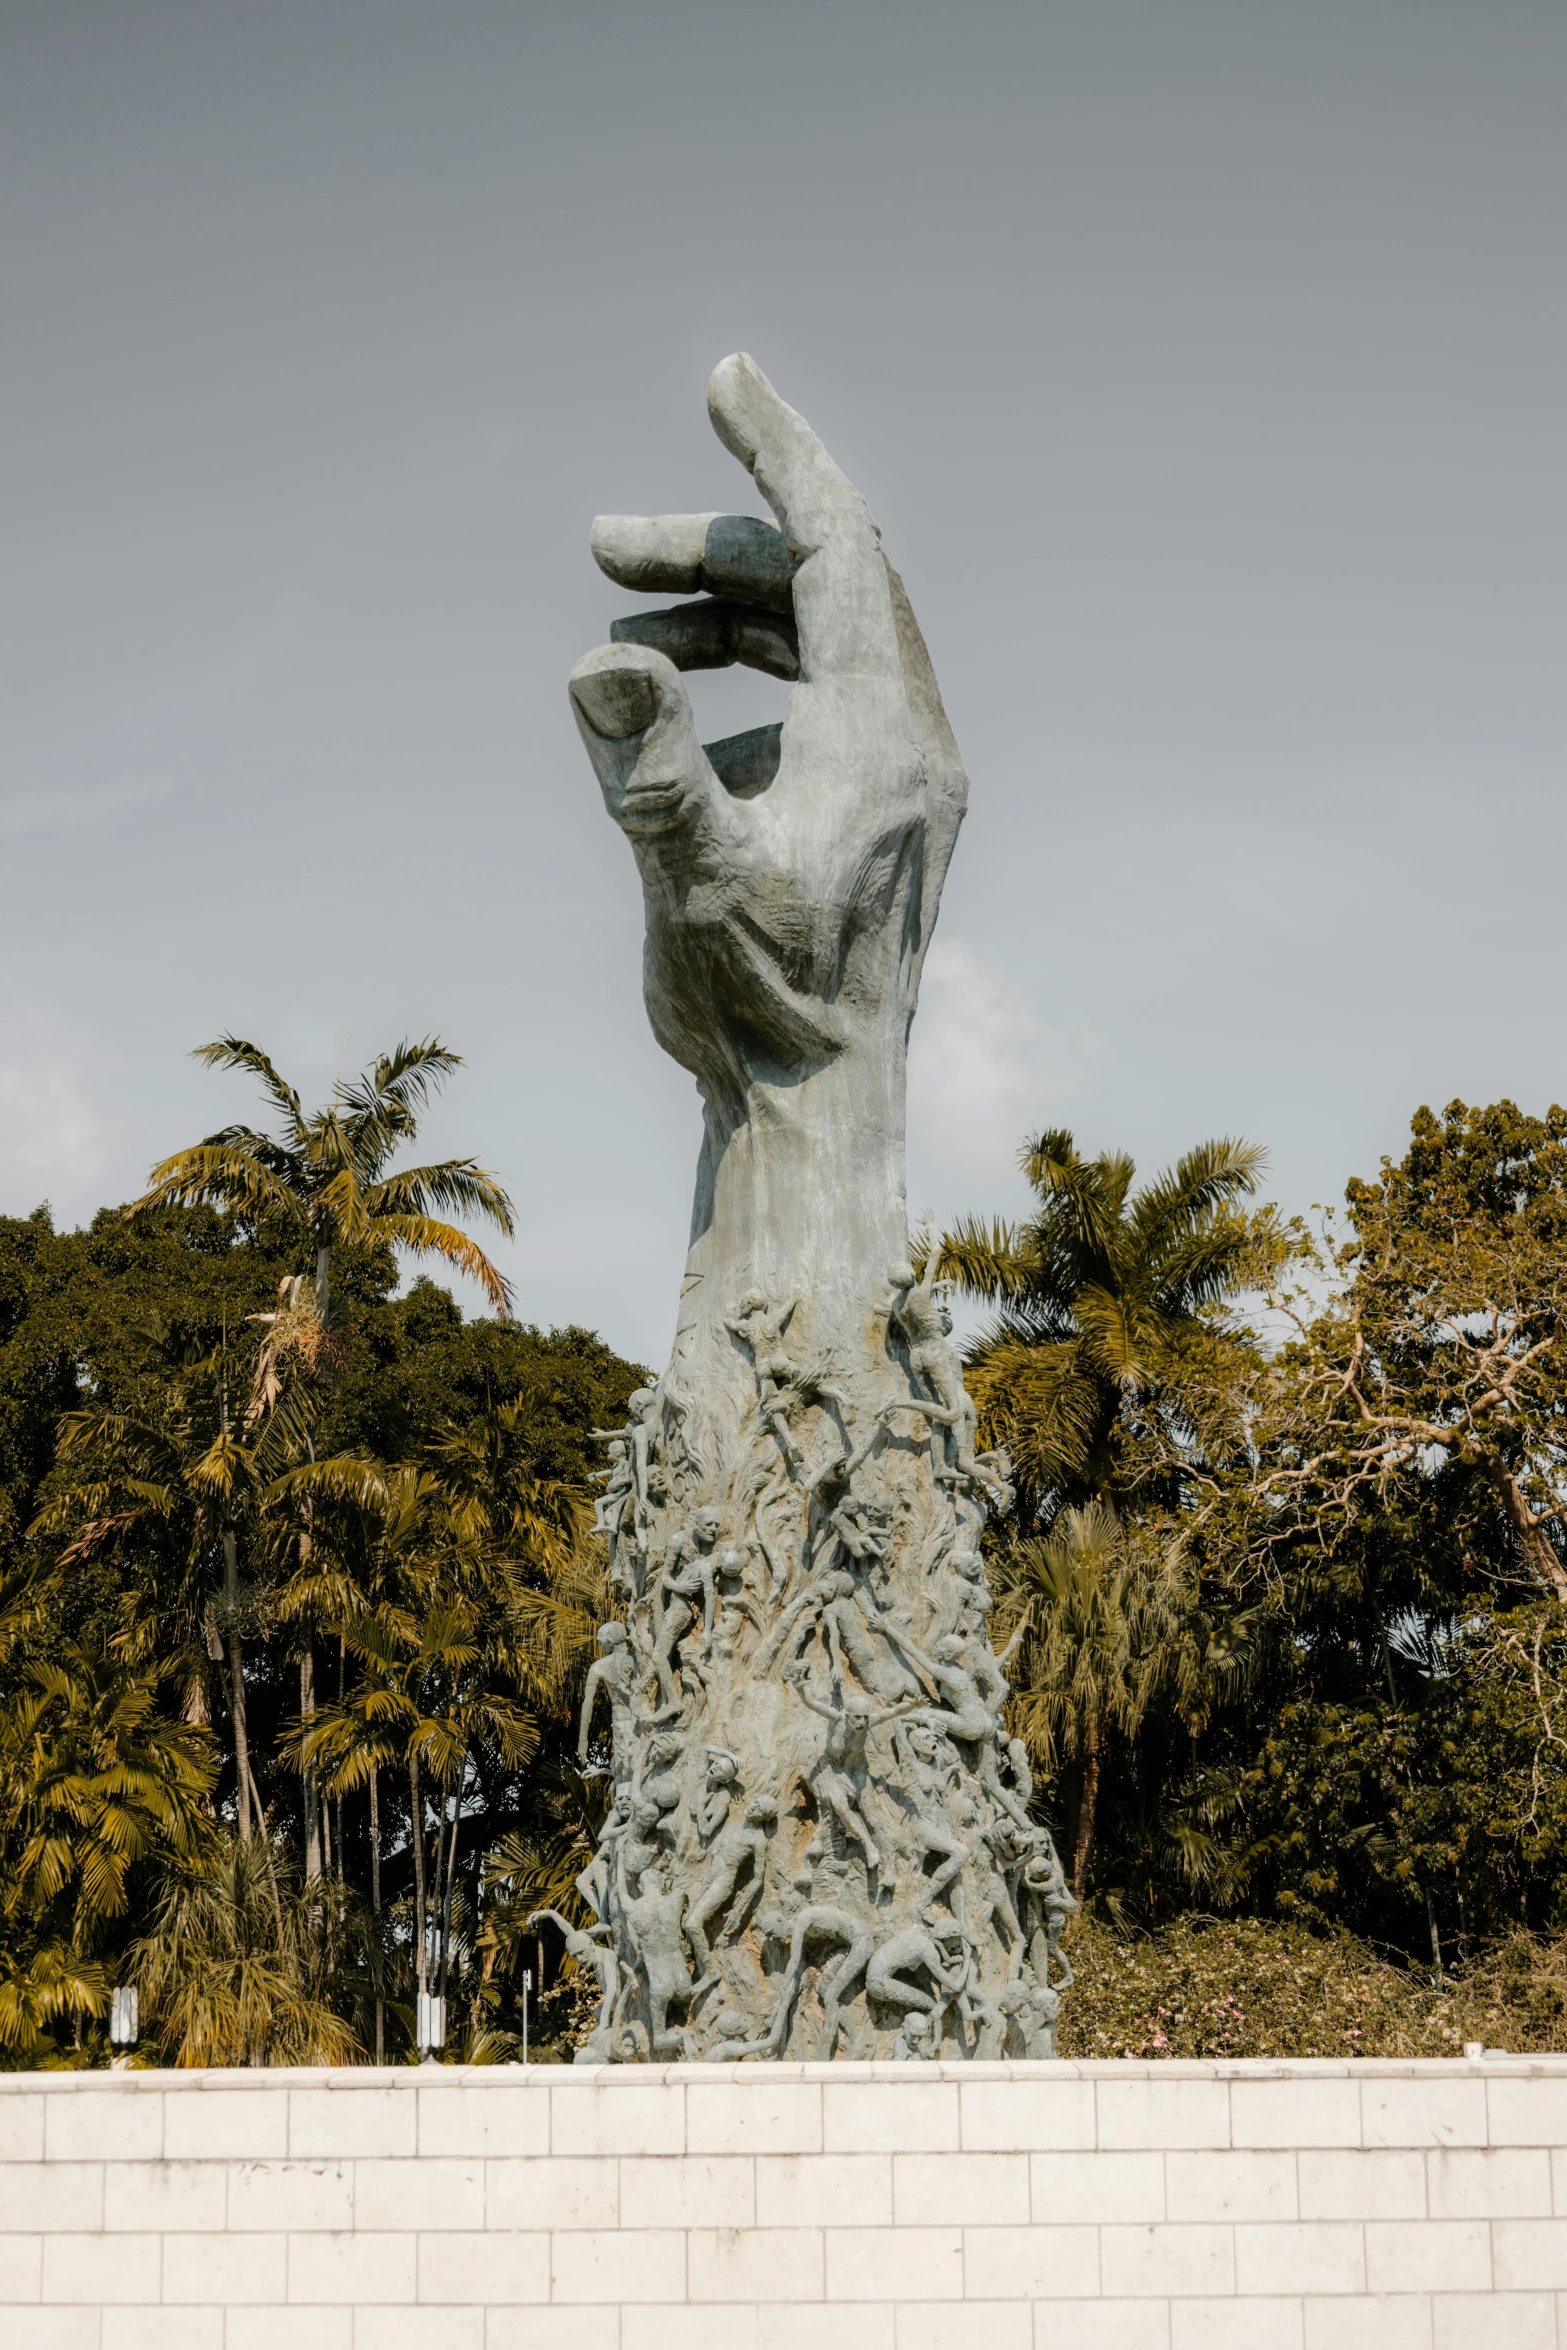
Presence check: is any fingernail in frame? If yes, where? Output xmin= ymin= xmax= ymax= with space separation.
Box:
xmin=571 ymin=667 xmax=658 ymax=740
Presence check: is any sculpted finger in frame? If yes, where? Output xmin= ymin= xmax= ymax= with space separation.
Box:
xmin=707 ymin=352 xmax=900 ymax=683
xmin=704 ymin=723 xmax=782 ymax=800
xmin=592 ymin=513 xmax=796 ymax=615
xmin=610 ymin=597 xmax=799 ymax=681
xmin=568 ymin=643 xmax=722 ymax=841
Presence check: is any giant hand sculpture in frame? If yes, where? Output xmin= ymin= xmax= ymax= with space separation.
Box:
xmin=564 ymin=360 xmax=1067 ymax=2063
xmin=570 ymin=355 xmax=967 ymax=1402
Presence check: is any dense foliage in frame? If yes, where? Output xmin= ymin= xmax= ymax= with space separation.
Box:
xmin=945 ymin=1102 xmax=1567 ymax=2007
xmin=0 ymin=1041 xmax=643 ymax=2066
xmin=4 ymin=1075 xmax=1567 ymax=2063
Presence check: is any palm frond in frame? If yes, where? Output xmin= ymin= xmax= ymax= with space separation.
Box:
xmin=363 ymin=1161 xmax=517 ymax=1239
xmin=191 ymin=1037 xmax=307 ymax=1144
xmin=369 ymin=1214 xmax=514 ymax=1315
xmin=1131 ymin=1138 xmax=1265 ymax=1258
xmin=127 ymin=1144 xmax=303 ymax=1230
xmin=931 ymin=1216 xmax=1035 ymax=1304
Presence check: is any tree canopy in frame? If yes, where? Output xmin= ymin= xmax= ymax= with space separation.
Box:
xmin=6 ymin=1081 xmax=1567 ymax=2063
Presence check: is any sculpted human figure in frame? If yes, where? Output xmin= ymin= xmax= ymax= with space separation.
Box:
xmin=528 ymin=1909 xmax=622 ymax=2055
xmin=590 ymin=1437 xmax=637 ymax=1588
xmin=824 ymin=1491 xmax=895 ymax=1574
xmin=638 ymin=1730 xmax=687 ymax=1823
xmin=681 ymin=1617 xmax=741 ymax=1720
xmin=974 ymin=1818 xmax=1026 ymax=1969
xmin=757 ymin=1562 xmax=849 ymax=1677
xmin=650 ymin=1506 xmax=723 ymax=1710
xmin=944 ymin=1543 xmax=991 ymax=1634
xmin=866 ymin=1914 xmax=970 ymax=2023
xmin=686 ymin=1795 xmax=778 ymax=1989
xmin=617 ymin=1796 xmax=671 ymax=1897
xmin=702 ymin=2008 xmax=778 ymax=2060
xmin=577 ymin=1787 xmax=632 ymax=1920
xmin=893 ymin=2008 xmax=935 ymax=2060
xmin=759 ymin=1352 xmax=852 ymax=1476
xmin=978 ymin=1447 xmax=1016 ymax=1518
xmin=882 ymin=1625 xmax=1003 ymax=1746
xmin=890 ymin=1720 xmax=970 ymax=1919
xmin=727 ymin=1290 xmax=800 ymax=1366
xmin=725 ymin=1292 xmax=836 ymax=1471
xmin=980 ymin=1731 xmax=1037 ymax=1836
xmin=770 ymin=1565 xmax=894 ymax=1695
xmin=696 ymin=1747 xmax=742 ymax=1839
xmin=882 ymin=1264 xmax=1006 ymax=1501
xmin=970 ymin=1622 xmax=1021 ymax=1719
xmin=591 ymin=1386 xmax=662 ymax=1542
xmin=769 ymin=1871 xmax=878 ymax=2057
xmin=578 ymin=1623 xmax=639 ymax=1773
xmin=1022 ymin=1831 xmax=1078 ymax=1988
xmin=1018 ymin=1974 xmax=1061 ymax=2058
xmin=791 ymin=1672 xmax=917 ymax=1875
xmin=620 ymin=1857 xmax=695 ymax=2056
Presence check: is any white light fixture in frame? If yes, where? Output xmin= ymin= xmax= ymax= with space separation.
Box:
xmin=109 ymin=1986 xmax=139 ymax=2047
xmin=416 ymin=1990 xmax=446 ymax=2055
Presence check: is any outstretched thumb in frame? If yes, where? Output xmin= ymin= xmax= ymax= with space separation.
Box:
xmin=568 ymin=642 xmax=721 ymax=846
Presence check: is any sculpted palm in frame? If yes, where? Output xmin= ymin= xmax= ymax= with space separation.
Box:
xmin=128 ymin=1036 xmax=515 ymax=1321
xmin=935 ymin=1128 xmax=1265 ymax=1520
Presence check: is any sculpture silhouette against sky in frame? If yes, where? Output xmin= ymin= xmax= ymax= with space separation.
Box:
xmin=566 ymin=355 xmax=1072 ymax=2059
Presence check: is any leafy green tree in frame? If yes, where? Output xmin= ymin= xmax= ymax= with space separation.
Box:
xmin=1192 ymin=1101 xmax=1567 ymax=1960
xmin=30 ymin=1330 xmax=286 ymax=1842
xmin=1238 ymin=1099 xmax=1567 ymax=1604
xmin=0 ymin=1203 xmax=295 ymax=1592
xmin=0 ymin=1024 xmax=647 ymax=2065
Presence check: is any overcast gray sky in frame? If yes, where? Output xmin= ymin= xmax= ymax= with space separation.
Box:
xmin=3 ymin=1 xmax=1563 ymax=1369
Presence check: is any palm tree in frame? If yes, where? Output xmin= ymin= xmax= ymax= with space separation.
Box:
xmin=0 ymin=1646 xmax=217 ymax=2006
xmin=128 ymin=1035 xmax=517 ymax=1879
xmin=127 ymin=1035 xmax=516 ymax=1323
xmin=994 ymin=1504 xmax=1258 ymax=1901
xmin=0 ymin=1943 xmax=109 ymax=2059
xmin=31 ymin=1343 xmax=273 ymax=1843
xmin=934 ymin=1128 xmax=1266 ymax=1520
xmin=279 ymin=1465 xmax=539 ymax=2034
xmin=427 ymin=1396 xmax=586 ymax=1572
xmin=131 ymin=1834 xmax=364 ymax=2066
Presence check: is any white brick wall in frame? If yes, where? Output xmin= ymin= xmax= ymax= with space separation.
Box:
xmin=3 ymin=2060 xmax=1567 ymax=2345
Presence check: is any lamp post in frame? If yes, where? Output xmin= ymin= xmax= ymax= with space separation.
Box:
xmin=109 ymin=1986 xmax=138 ymax=2061
xmin=416 ymin=1990 xmax=445 ymax=2060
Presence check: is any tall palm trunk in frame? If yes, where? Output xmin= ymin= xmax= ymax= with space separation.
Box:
xmin=228 ymin=1633 xmax=253 ymax=1844
xmin=222 ymin=1526 xmax=252 ymax=1846
xmin=370 ymin=1764 xmax=384 ymax=2064
xmin=297 ymin=1391 xmax=323 ymax=1884
xmin=1073 ymin=1711 xmax=1102 ymax=1900
xmin=301 ymin=1649 xmax=322 ymax=1882
xmin=438 ymin=1769 xmax=464 ymax=2001
xmin=335 ymin=1636 xmax=346 ymax=1884
xmin=410 ymin=1753 xmax=427 ymax=1997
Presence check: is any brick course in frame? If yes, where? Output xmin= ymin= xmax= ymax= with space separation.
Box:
xmin=1 ymin=2059 xmax=1564 ymax=2343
